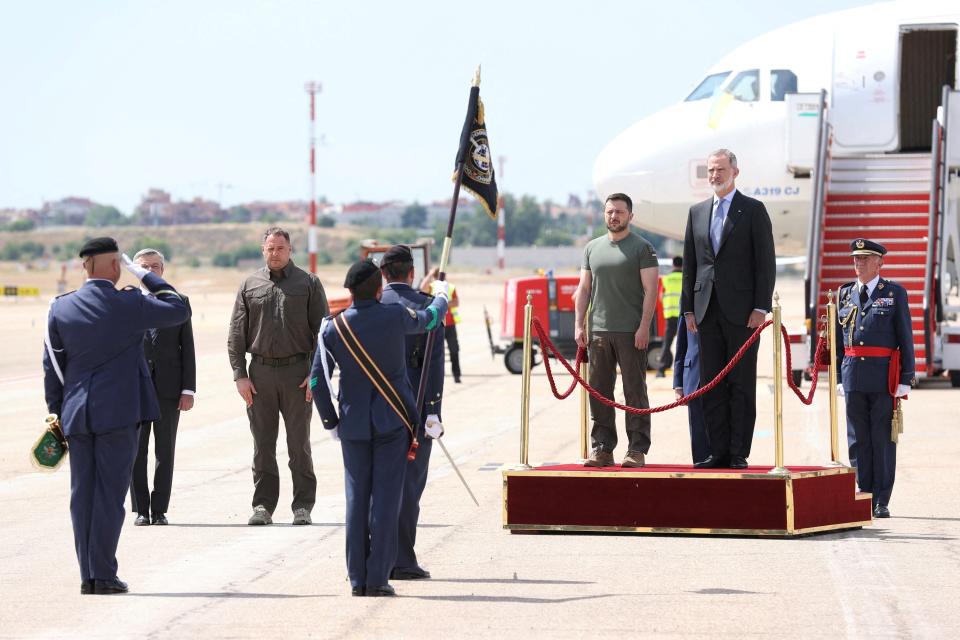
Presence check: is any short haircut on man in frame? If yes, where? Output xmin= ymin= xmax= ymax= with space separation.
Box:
xmin=351 ymin=272 xmax=382 ymax=300
xmin=605 ymin=192 xmax=633 ymax=213
xmin=672 ymin=255 xmax=683 ymax=268
xmin=263 ymin=226 xmax=291 ymax=244
xmin=133 ymin=248 xmax=165 ymax=263
xmin=709 ymin=148 xmax=738 ymax=168
xmin=382 ymin=260 xmax=414 ymax=281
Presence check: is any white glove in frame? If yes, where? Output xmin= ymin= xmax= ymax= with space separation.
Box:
xmin=895 ymin=384 xmax=910 ymax=398
xmin=432 ymin=280 xmax=450 ymax=300
xmin=121 ymin=253 xmax=150 ymax=280
xmin=424 ymin=414 xmax=444 ymax=439
xmin=328 ymin=426 xmax=340 ymax=441
xmin=836 ymin=384 xmax=845 ymax=397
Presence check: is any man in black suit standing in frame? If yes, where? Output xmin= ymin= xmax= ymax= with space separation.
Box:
xmin=682 ymin=149 xmax=775 ymax=469
xmin=130 ymin=248 xmax=196 ymax=526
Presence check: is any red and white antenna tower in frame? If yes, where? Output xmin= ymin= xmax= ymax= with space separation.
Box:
xmin=497 ymin=155 xmax=506 ymax=270
xmin=305 ymin=81 xmax=322 ymax=273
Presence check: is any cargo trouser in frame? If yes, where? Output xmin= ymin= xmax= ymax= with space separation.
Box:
xmin=588 ymin=331 xmax=652 ymax=454
xmin=248 ymin=358 xmax=317 ymax=514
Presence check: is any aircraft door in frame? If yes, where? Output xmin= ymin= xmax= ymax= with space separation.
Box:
xmin=831 ymin=20 xmax=899 ymax=152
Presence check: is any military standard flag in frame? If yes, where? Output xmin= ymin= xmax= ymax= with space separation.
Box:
xmin=454 ymin=85 xmax=498 ymax=219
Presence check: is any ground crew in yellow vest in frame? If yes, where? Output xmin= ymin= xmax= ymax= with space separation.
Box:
xmin=656 ymin=256 xmax=683 ymax=377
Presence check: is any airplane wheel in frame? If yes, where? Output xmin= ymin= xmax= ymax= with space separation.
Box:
xmin=792 ymin=370 xmax=803 ymax=388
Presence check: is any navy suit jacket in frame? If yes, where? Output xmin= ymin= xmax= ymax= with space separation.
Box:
xmin=672 ymin=323 xmax=700 ymax=396
xmin=311 ymin=295 xmax=447 ymax=441
xmin=143 ymin=294 xmax=196 ymax=399
xmin=681 ymin=189 xmax=776 ymax=325
xmin=379 ymin=282 xmax=444 ymax=420
xmin=43 ymin=273 xmax=190 ymax=436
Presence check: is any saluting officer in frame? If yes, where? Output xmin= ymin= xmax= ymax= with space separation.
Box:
xmin=310 ymin=259 xmax=448 ymax=597
xmin=835 ymin=238 xmax=914 ymax=518
xmin=379 ymin=245 xmax=445 ymax=581
xmin=42 ymin=238 xmax=189 ymax=594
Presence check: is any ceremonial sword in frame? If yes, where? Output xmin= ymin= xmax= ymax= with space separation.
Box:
xmin=434 ymin=438 xmax=479 ymax=507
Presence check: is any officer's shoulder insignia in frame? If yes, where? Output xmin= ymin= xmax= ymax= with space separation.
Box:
xmin=54 ymin=290 xmax=76 ymax=299
xmin=121 ymin=285 xmax=138 ymax=292
xmin=406 ymin=307 xmax=418 ymax=319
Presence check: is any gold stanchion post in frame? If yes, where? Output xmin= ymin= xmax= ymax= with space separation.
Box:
xmin=578 ymin=316 xmax=589 ymax=461
xmin=826 ymin=290 xmax=843 ymax=466
xmin=518 ymin=292 xmax=534 ymax=469
xmin=769 ymin=293 xmax=789 ymax=476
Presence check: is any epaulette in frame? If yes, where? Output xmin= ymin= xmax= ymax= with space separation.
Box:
xmin=121 ymin=285 xmax=138 ymax=291
xmin=54 ymin=290 xmax=76 ymax=299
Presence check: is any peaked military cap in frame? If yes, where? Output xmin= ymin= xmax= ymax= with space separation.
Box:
xmin=344 ymin=258 xmax=381 ymax=289
xmin=380 ymin=244 xmax=413 ymax=267
xmin=850 ymin=238 xmax=886 ymax=257
xmin=78 ymin=236 xmax=119 ymax=258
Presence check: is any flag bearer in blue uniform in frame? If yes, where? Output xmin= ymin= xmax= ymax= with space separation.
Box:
xmin=378 ymin=244 xmax=445 ymax=581
xmin=835 ymin=238 xmax=914 ymax=518
xmin=310 ymin=259 xmax=448 ymax=597
xmin=42 ymin=237 xmax=189 ymax=594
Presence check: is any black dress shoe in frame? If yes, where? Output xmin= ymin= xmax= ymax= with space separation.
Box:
xmin=351 ymin=586 xmax=365 ymax=597
xmin=693 ymin=455 xmax=729 ymax=469
xmin=874 ymin=505 xmax=890 ymax=518
xmin=134 ymin=514 xmax=150 ymax=526
xmin=390 ymin=566 xmax=431 ymax=580
xmin=152 ymin=513 xmax=168 ymax=525
xmin=365 ymin=584 xmax=396 ymax=597
xmin=93 ymin=578 xmax=129 ymax=594
xmin=80 ymin=580 xmax=95 ymax=595
xmin=729 ymin=456 xmax=748 ymax=469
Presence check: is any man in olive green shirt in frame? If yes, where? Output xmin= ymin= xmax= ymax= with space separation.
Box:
xmin=228 ymin=227 xmax=328 ymax=526
xmin=574 ymin=193 xmax=660 ymax=468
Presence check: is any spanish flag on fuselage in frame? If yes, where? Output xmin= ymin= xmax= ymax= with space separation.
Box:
xmin=454 ymin=86 xmax=498 ymax=219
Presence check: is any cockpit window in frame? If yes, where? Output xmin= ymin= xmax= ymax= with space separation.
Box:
xmin=770 ymin=69 xmax=798 ymax=101
xmin=685 ymin=72 xmax=731 ymax=101
xmin=728 ymin=69 xmax=759 ymax=102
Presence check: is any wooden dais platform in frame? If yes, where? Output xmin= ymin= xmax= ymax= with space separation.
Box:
xmin=502 ymin=463 xmax=873 ymax=536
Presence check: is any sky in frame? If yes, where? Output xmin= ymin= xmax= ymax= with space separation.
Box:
xmin=0 ymin=0 xmax=878 ymax=214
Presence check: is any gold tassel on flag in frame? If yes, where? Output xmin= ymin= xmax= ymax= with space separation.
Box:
xmin=891 ymin=398 xmax=903 ymax=443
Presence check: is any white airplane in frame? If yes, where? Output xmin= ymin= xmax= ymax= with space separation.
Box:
xmin=592 ymin=0 xmax=960 ymax=256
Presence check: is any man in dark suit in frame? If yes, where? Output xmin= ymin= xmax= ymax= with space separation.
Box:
xmin=682 ymin=149 xmax=776 ymax=469
xmin=310 ymin=259 xmax=448 ymax=597
xmin=835 ymin=238 xmax=914 ymax=518
xmin=379 ymin=245 xmax=445 ymax=581
xmin=129 ymin=248 xmax=196 ymax=527
xmin=42 ymin=237 xmax=189 ymax=595
xmin=673 ymin=324 xmax=709 ymax=464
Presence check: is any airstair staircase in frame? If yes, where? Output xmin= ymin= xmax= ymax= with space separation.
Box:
xmin=813 ymin=153 xmax=933 ymax=376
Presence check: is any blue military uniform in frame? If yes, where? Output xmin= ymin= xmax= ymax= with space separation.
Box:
xmin=672 ymin=323 xmax=709 ymax=464
xmin=835 ymin=238 xmax=915 ymax=516
xmin=380 ymin=279 xmax=444 ymax=577
xmin=42 ymin=238 xmax=189 ymax=592
xmin=310 ymin=260 xmax=447 ymax=595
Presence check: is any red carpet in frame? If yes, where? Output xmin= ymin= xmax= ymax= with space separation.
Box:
xmin=503 ymin=463 xmax=872 ymax=536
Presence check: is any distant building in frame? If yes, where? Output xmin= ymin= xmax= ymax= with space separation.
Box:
xmin=134 ymin=188 xmax=222 ymax=225
xmin=40 ymin=197 xmax=97 ymax=226
xmin=0 ymin=207 xmax=40 ymax=226
xmin=327 ymin=198 xmax=476 ymax=228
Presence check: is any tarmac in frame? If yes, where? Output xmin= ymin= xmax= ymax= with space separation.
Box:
xmin=0 ymin=266 xmax=958 ymax=638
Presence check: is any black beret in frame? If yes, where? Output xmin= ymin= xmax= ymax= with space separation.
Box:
xmin=380 ymin=244 xmax=413 ymax=267
xmin=79 ymin=237 xmax=119 ymax=258
xmin=344 ymin=258 xmax=381 ymax=289
xmin=850 ymin=238 xmax=887 ymax=257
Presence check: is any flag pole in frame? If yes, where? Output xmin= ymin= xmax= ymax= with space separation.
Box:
xmin=414 ymin=65 xmax=480 ymax=414
xmin=410 ymin=67 xmax=483 ymax=505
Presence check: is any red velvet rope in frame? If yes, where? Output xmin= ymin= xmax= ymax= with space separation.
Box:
xmin=532 ymin=316 xmax=828 ymax=413
xmin=781 ymin=325 xmax=828 ymax=405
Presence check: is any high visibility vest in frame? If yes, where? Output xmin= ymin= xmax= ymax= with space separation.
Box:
xmin=661 ymin=271 xmax=682 ymax=319
xmin=430 ymin=281 xmax=460 ymax=325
